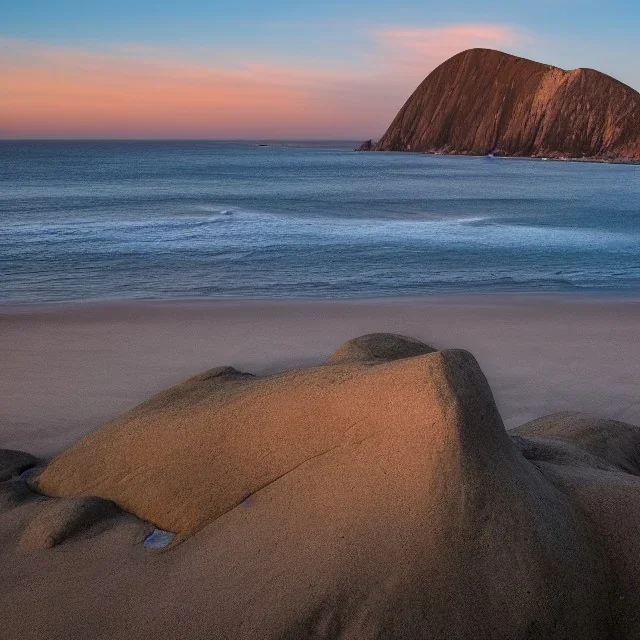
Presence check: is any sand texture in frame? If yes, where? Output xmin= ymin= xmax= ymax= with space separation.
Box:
xmin=1 ymin=333 xmax=639 ymax=638
xmin=2 ymin=296 xmax=639 ymax=458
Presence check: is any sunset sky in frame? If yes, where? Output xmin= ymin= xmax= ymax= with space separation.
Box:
xmin=2 ymin=0 xmax=640 ymax=139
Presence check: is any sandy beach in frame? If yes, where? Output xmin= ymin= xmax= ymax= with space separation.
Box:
xmin=2 ymin=294 xmax=639 ymax=457
xmin=3 ymin=294 xmax=640 ymax=639
xmin=5 ymin=8 xmax=640 ymax=635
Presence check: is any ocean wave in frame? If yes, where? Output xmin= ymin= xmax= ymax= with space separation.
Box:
xmin=3 ymin=146 xmax=640 ymax=303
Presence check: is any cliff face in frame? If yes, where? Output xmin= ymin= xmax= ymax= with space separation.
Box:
xmin=375 ymin=48 xmax=640 ymax=160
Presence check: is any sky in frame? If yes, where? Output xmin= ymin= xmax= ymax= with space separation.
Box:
xmin=2 ymin=1 xmax=640 ymax=139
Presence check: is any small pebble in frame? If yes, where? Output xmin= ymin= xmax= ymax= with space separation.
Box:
xmin=144 ymin=528 xmax=175 ymax=550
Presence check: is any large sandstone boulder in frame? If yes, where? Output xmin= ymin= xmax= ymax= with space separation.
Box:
xmin=8 ymin=334 xmax=637 ymax=638
xmin=327 ymin=332 xmax=436 ymax=364
xmin=513 ymin=413 xmax=640 ymax=638
xmin=513 ymin=411 xmax=640 ymax=475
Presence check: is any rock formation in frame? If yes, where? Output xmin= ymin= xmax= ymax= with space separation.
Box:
xmin=19 ymin=496 xmax=119 ymax=550
xmin=327 ymin=332 xmax=436 ymax=363
xmin=0 ymin=449 xmax=40 ymax=482
xmin=1 ymin=334 xmax=640 ymax=638
xmin=371 ymin=48 xmax=640 ymax=160
xmin=355 ymin=139 xmax=374 ymax=151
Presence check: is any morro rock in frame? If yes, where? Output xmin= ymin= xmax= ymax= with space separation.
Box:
xmin=373 ymin=48 xmax=640 ymax=160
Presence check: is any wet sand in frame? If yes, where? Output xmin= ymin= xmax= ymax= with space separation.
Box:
xmin=1 ymin=294 xmax=639 ymax=457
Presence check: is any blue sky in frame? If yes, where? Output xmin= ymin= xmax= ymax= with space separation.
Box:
xmin=2 ymin=1 xmax=640 ymax=138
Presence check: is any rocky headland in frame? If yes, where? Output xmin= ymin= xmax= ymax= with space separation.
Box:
xmin=361 ymin=48 xmax=640 ymax=161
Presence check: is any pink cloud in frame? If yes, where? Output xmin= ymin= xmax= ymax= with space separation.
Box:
xmin=0 ymin=25 xmax=525 ymax=139
xmin=0 ymin=40 xmax=341 ymax=138
xmin=374 ymin=24 xmax=523 ymax=73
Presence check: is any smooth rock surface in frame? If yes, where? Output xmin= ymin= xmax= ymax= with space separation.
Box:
xmin=327 ymin=333 xmax=436 ymax=364
xmin=3 ymin=336 xmax=639 ymax=638
xmin=513 ymin=413 xmax=640 ymax=638
xmin=20 ymin=496 xmax=119 ymax=549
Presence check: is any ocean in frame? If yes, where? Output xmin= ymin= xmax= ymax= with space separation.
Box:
xmin=1 ymin=140 xmax=639 ymax=303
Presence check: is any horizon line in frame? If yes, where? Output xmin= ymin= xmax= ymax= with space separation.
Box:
xmin=0 ymin=138 xmax=372 ymax=142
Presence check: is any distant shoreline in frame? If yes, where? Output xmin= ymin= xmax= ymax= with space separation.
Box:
xmin=357 ymin=146 xmax=640 ymax=165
